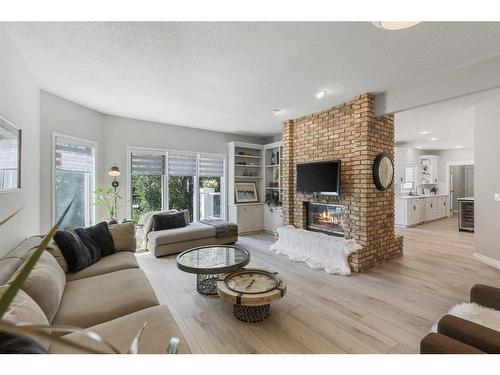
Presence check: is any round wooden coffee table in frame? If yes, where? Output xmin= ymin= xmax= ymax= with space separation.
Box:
xmin=217 ymin=268 xmax=287 ymax=323
xmin=176 ymin=245 xmax=250 ymax=296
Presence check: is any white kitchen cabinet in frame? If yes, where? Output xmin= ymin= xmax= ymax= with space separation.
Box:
xmin=418 ymin=198 xmax=427 ymax=223
xmin=395 ymin=195 xmax=449 ymax=227
xmin=395 ymin=198 xmax=422 ymax=227
xmin=228 ymin=203 xmax=264 ymax=234
xmin=419 ymin=155 xmax=439 ymax=185
xmin=437 ymin=196 xmax=448 ymax=218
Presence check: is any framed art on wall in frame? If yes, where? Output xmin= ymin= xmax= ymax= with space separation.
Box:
xmin=235 ymin=182 xmax=258 ymax=203
xmin=0 ymin=115 xmax=22 ymax=192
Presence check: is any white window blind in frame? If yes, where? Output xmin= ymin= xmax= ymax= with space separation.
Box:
xmin=199 ymin=156 xmax=224 ymax=177
xmin=0 ymin=137 xmax=17 ymax=171
xmin=168 ymin=153 xmax=197 ymax=176
xmin=0 ymin=128 xmax=19 ymax=190
xmin=55 ymin=136 xmax=94 ymax=173
xmin=405 ymin=166 xmax=415 ymax=183
xmin=131 ymin=153 xmax=165 ymax=175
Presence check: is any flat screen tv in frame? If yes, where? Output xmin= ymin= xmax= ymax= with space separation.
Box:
xmin=296 ymin=160 xmax=341 ymax=195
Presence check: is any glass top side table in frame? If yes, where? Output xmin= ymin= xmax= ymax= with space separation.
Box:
xmin=176 ymin=245 xmax=250 ymax=295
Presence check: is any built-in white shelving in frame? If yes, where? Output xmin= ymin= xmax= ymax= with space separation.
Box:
xmin=227 ymin=142 xmax=265 ymax=234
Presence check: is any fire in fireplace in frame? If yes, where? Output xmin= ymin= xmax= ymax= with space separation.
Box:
xmin=306 ymin=203 xmax=344 ymax=237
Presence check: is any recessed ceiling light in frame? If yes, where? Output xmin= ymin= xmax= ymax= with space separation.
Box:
xmin=430 ymin=137 xmax=439 ymax=141
xmin=315 ymin=90 xmax=327 ymax=99
xmin=272 ymin=109 xmax=283 ymax=116
xmin=372 ymin=22 xmax=421 ymax=30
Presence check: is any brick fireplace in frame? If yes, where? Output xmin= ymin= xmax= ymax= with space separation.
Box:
xmin=282 ymin=93 xmax=403 ymax=272
xmin=306 ymin=202 xmax=345 ymax=237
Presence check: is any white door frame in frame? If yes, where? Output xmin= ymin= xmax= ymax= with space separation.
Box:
xmin=445 ymin=159 xmax=474 ymax=217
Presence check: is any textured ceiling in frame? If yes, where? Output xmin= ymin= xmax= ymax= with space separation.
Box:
xmin=4 ymin=22 xmax=500 ymax=136
xmin=395 ymin=88 xmax=500 ymax=150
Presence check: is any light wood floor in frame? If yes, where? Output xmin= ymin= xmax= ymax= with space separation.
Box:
xmin=137 ymin=217 xmax=500 ymax=354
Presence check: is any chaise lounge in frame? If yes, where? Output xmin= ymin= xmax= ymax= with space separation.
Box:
xmin=137 ymin=210 xmax=238 ymax=257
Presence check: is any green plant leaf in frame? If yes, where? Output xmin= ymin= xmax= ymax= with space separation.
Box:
xmin=127 ymin=321 xmax=147 ymax=354
xmin=0 ymin=207 xmax=24 ymax=227
xmin=167 ymin=337 xmax=179 ymax=354
xmin=0 ymin=198 xmax=74 ymax=318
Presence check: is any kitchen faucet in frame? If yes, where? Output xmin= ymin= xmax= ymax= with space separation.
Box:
xmin=411 ymin=184 xmax=425 ymax=196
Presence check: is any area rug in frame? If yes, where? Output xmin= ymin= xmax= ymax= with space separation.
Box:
xmin=431 ymin=302 xmax=500 ymax=332
xmin=270 ymin=225 xmax=362 ymax=275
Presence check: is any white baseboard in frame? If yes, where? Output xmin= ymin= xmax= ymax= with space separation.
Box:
xmin=473 ymin=252 xmax=500 ymax=270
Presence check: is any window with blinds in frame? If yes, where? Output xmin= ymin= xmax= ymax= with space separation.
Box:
xmin=199 ymin=156 xmax=224 ymax=177
xmin=0 ymin=119 xmax=20 ymax=190
xmin=128 ymin=148 xmax=226 ymax=222
xmin=55 ymin=135 xmax=95 ymax=173
xmin=131 ymin=153 xmax=165 ymax=175
xmin=53 ymin=135 xmax=96 ymax=228
xmin=167 ymin=154 xmax=197 ymax=176
xmin=401 ymin=165 xmax=416 ymax=191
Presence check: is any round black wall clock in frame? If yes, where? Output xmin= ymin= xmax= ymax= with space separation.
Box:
xmin=373 ymin=154 xmax=394 ymax=191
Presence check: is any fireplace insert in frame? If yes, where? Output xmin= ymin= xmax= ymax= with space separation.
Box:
xmin=306 ymin=203 xmax=344 ymax=237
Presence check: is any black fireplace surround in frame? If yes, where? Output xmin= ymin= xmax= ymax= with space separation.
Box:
xmin=306 ymin=202 xmax=345 ymax=237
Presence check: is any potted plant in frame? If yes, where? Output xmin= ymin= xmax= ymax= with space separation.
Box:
xmin=93 ymin=187 xmax=122 ymax=221
xmin=265 ymin=190 xmax=282 ymax=213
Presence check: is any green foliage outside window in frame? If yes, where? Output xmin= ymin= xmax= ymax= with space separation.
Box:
xmin=131 ymin=175 xmax=221 ymax=223
xmin=131 ymin=175 xmax=162 ymax=223
xmin=168 ymin=176 xmax=194 ymax=221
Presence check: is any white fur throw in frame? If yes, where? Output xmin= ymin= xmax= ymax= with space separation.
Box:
xmin=270 ymin=225 xmax=362 ymax=275
xmin=431 ymin=302 xmax=500 ymax=332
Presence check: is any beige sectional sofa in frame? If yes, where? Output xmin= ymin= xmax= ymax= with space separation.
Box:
xmin=0 ymin=224 xmax=190 ymax=354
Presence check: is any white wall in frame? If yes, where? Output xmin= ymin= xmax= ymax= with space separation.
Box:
xmin=417 ymin=148 xmax=475 ymax=194
xmin=39 ymin=92 xmax=266 ymax=225
xmin=375 ymin=55 xmax=500 ymax=116
xmin=40 ymin=91 xmax=106 ymax=232
xmin=101 ymin=115 xmax=265 ymax=218
xmin=474 ymin=95 xmax=500 ymax=263
xmin=0 ymin=28 xmax=40 ymax=255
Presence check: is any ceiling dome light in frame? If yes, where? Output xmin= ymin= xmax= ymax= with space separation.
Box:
xmin=315 ymin=90 xmax=327 ymax=99
xmin=372 ymin=22 xmax=421 ymax=30
xmin=272 ymin=109 xmax=283 ymax=116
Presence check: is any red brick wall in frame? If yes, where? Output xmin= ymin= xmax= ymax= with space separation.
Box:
xmin=282 ymin=93 xmax=403 ymax=272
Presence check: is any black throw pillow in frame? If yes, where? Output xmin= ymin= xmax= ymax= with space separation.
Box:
xmin=53 ymin=230 xmax=92 ymax=273
xmin=0 ymin=332 xmax=48 ymax=354
xmin=78 ymin=221 xmax=115 ymax=257
xmin=152 ymin=211 xmax=187 ymax=231
xmin=73 ymin=228 xmax=101 ymax=264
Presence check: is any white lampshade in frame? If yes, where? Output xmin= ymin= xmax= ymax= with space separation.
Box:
xmin=108 ymin=165 xmax=121 ymax=177
xmin=372 ymin=22 xmax=421 ymax=31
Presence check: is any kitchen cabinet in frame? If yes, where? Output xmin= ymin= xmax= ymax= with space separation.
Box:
xmin=425 ymin=197 xmax=440 ymax=221
xmin=419 ymin=155 xmax=439 ymax=184
xmin=395 ymin=195 xmax=449 ymax=227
